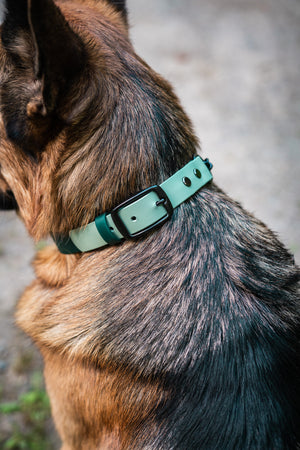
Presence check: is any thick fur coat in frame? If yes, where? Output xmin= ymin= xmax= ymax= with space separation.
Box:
xmin=0 ymin=0 xmax=299 ymax=448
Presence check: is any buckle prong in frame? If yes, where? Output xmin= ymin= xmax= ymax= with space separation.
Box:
xmin=156 ymin=198 xmax=166 ymax=207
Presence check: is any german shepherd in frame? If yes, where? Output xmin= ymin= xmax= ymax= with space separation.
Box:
xmin=0 ymin=0 xmax=299 ymax=448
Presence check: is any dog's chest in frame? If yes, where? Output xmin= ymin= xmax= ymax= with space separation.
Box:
xmin=42 ymin=349 xmax=167 ymax=448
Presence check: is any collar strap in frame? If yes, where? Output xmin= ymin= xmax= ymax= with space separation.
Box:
xmin=54 ymin=156 xmax=213 ymax=254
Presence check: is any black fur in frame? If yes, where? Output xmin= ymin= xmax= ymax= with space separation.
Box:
xmin=89 ymin=188 xmax=300 ymax=448
xmin=0 ymin=190 xmax=18 ymax=210
xmin=29 ymin=0 xmax=86 ymax=106
xmin=1 ymin=0 xmax=85 ymax=155
xmin=1 ymin=0 xmax=28 ymax=49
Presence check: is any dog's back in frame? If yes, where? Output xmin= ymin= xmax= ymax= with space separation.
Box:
xmin=0 ymin=0 xmax=299 ymax=448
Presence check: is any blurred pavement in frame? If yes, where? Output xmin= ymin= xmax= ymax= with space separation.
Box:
xmin=128 ymin=0 xmax=300 ymax=262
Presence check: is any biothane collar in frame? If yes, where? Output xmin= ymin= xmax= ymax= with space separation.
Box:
xmin=53 ymin=156 xmax=213 ymax=254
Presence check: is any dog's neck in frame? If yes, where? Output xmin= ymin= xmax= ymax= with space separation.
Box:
xmin=53 ymin=156 xmax=213 ymax=254
xmin=0 ymin=0 xmax=203 ymax=244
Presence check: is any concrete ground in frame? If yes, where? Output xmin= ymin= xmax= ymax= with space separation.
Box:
xmin=128 ymin=0 xmax=300 ymax=261
xmin=0 ymin=0 xmax=299 ymax=445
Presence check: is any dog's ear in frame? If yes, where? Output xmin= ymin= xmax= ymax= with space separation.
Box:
xmin=1 ymin=0 xmax=28 ymax=42
xmin=2 ymin=0 xmax=85 ymax=113
xmin=1 ymin=0 xmax=86 ymax=153
xmin=28 ymin=0 xmax=86 ymax=112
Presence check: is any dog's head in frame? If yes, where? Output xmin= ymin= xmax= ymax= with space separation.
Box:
xmin=0 ymin=0 xmax=129 ymax=154
xmin=0 ymin=0 xmax=196 ymax=239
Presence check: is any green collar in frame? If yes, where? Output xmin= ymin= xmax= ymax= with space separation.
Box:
xmin=53 ymin=156 xmax=213 ymax=254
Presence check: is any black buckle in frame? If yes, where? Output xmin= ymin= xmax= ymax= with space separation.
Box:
xmin=193 ymin=155 xmax=213 ymax=171
xmin=204 ymin=158 xmax=213 ymax=171
xmin=110 ymin=185 xmax=173 ymax=239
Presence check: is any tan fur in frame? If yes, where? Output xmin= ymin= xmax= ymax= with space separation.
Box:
xmin=33 ymin=245 xmax=79 ymax=288
xmin=42 ymin=350 xmax=169 ymax=449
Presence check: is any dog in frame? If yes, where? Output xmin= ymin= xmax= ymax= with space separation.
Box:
xmin=0 ymin=0 xmax=299 ymax=448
